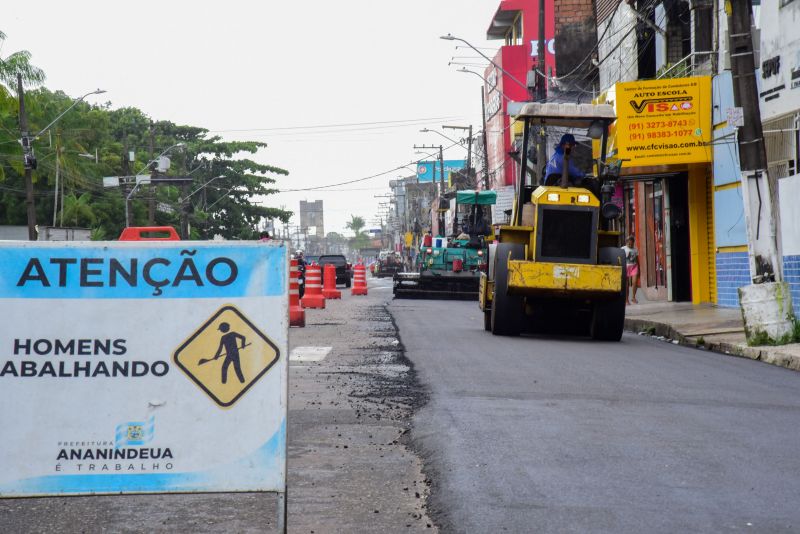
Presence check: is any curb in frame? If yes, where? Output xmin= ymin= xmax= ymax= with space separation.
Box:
xmin=624 ymin=318 xmax=800 ymax=372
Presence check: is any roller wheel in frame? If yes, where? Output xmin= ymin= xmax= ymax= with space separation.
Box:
xmin=491 ymin=243 xmax=525 ymax=336
xmin=590 ymin=247 xmax=627 ymax=341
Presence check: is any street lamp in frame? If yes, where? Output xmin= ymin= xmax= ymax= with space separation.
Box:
xmin=457 ymin=68 xmax=513 ymax=102
xmin=19 ymin=86 xmax=106 ymax=240
xmin=421 ymin=127 xmax=474 ymax=186
xmin=32 ymin=89 xmax=106 ymax=140
xmin=440 ymin=34 xmax=528 ymax=92
xmin=420 ymin=128 xmax=459 ymax=145
xmin=125 ymin=142 xmax=185 ymax=227
xmin=443 ymin=125 xmax=474 ymax=180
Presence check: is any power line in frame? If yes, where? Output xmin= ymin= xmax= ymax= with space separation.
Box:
xmin=205 ymin=116 xmax=467 ymax=134
xmin=277 ymin=140 xmax=463 ymax=193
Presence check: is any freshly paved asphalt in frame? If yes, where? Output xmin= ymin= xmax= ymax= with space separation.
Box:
xmin=391 ymin=298 xmax=800 ymax=533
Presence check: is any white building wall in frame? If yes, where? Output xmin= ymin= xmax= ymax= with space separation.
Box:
xmin=758 ymin=1 xmax=800 ymax=120
xmin=597 ymin=2 xmax=639 ymax=92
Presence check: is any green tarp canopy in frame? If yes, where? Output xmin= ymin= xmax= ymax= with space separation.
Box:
xmin=455 ymin=190 xmax=497 ymax=205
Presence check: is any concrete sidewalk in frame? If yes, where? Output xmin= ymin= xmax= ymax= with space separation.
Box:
xmin=623 ymin=292 xmax=800 ymax=371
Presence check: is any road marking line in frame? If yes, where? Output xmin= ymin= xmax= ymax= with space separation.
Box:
xmin=290 ymin=346 xmax=332 ymax=362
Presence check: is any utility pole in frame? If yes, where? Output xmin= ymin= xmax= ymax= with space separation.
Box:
xmin=17 ymin=74 xmax=37 ymax=241
xmin=728 ymin=0 xmax=794 ymax=343
xmin=415 ymin=144 xmax=447 ymax=234
xmin=481 ymin=87 xmax=491 ymax=191
xmin=52 ymin=131 xmax=61 ymax=226
xmin=148 ymin=122 xmax=156 ymax=225
xmin=535 ymin=0 xmax=548 ymax=184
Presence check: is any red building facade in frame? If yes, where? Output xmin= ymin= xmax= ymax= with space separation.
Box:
xmin=484 ymin=0 xmax=555 ymax=190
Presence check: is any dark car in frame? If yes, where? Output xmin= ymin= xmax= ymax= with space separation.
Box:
xmin=318 ymin=254 xmax=352 ymax=287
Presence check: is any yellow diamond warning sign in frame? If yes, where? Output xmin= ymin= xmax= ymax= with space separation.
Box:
xmin=173 ymin=305 xmax=280 ymax=407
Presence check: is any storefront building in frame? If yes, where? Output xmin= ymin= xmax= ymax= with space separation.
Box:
xmin=600 ymin=76 xmax=715 ymax=304
xmin=712 ymin=0 xmax=800 ymax=308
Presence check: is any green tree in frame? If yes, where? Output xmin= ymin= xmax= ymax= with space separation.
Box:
xmin=61 ymin=192 xmax=96 ymax=227
xmin=0 ymin=36 xmax=290 ymax=240
xmin=346 ymin=215 xmax=366 ymax=237
xmin=0 ymin=30 xmax=45 ymax=92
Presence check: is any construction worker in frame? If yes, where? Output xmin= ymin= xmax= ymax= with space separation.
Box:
xmin=544 ymin=133 xmax=585 ymax=186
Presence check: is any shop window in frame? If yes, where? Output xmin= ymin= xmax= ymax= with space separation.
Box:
xmin=505 ymin=13 xmax=523 ymax=46
xmin=693 ymin=6 xmax=713 ymax=53
xmin=623 ymin=183 xmax=636 ymax=239
xmin=644 ymin=182 xmax=667 ymax=289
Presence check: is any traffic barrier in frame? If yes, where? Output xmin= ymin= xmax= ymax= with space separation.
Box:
xmin=321 ymin=263 xmax=341 ymax=299
xmin=119 ymin=226 xmax=180 ymax=241
xmin=351 ymin=263 xmax=368 ymax=296
xmin=289 ymin=259 xmax=305 ymax=327
xmin=301 ymin=264 xmax=326 ymax=309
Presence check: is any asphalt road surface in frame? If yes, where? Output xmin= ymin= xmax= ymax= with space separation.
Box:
xmin=391 ymin=297 xmax=800 ymax=533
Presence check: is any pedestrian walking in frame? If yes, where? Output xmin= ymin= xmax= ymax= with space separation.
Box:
xmin=622 ymin=235 xmax=639 ymax=304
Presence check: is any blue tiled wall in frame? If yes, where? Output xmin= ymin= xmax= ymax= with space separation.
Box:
xmin=716 ymin=252 xmax=750 ymax=307
xmin=716 ymin=253 xmax=800 ymax=308
xmin=784 ymin=255 xmax=800 ymax=308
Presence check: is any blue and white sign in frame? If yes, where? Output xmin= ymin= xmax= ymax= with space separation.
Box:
xmin=0 ymin=240 xmax=288 ymax=496
xmin=416 ymin=160 xmax=467 ymax=183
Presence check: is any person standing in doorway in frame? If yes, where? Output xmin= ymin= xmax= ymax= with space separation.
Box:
xmin=622 ymin=235 xmax=640 ymax=305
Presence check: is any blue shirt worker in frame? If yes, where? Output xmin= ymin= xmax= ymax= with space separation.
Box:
xmin=545 ymin=133 xmax=585 ymax=186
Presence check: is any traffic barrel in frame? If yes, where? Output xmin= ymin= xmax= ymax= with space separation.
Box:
xmin=321 ymin=263 xmax=341 ymax=299
xmin=289 ymin=259 xmax=305 ymax=327
xmin=351 ymin=263 xmax=368 ymax=296
xmin=301 ymin=264 xmax=326 ymax=309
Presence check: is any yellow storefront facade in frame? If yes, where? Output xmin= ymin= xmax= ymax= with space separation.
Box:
xmin=598 ymin=76 xmax=715 ymax=304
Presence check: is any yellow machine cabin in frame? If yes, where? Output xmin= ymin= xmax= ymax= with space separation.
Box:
xmin=479 ymin=103 xmax=626 ymax=340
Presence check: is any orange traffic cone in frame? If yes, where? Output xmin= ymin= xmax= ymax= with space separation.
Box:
xmin=321 ymin=263 xmax=342 ymax=299
xmin=351 ymin=263 xmax=368 ymax=295
xmin=301 ymin=264 xmax=326 ymax=309
xmin=289 ymin=259 xmax=305 ymax=327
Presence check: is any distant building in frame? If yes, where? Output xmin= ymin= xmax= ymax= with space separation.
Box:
xmin=299 ymin=200 xmax=324 ymax=239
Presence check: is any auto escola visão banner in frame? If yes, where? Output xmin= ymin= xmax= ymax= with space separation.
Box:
xmin=0 ymin=240 xmax=288 ymax=496
xmin=614 ymin=76 xmax=712 ymax=167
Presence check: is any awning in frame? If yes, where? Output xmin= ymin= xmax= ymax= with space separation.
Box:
xmin=456 ymin=190 xmax=497 ymax=205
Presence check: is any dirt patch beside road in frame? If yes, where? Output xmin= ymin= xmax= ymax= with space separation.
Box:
xmin=288 ymin=290 xmax=436 ymax=532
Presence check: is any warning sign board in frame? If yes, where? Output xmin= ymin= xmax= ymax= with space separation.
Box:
xmin=0 ymin=241 xmax=288 ymax=496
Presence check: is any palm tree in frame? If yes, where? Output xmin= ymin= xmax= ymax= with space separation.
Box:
xmin=346 ymin=215 xmax=366 ymax=238
xmin=61 ymin=192 xmax=96 ymax=227
xmin=0 ymin=30 xmax=46 ymax=93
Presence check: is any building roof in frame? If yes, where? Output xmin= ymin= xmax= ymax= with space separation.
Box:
xmin=486 ymin=1 xmax=522 ymax=40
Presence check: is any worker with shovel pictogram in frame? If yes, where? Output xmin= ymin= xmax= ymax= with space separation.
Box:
xmin=198 ymin=322 xmax=251 ymax=384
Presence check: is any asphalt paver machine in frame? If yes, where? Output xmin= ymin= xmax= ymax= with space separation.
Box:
xmin=394 ymin=190 xmax=496 ymax=300
xmin=479 ymin=102 xmax=626 ymax=339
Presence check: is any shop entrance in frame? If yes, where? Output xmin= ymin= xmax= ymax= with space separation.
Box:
xmin=625 ymin=172 xmax=693 ymax=302
xmin=668 ymin=175 xmax=692 ymax=301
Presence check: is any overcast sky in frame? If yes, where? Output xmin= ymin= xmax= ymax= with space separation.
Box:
xmin=3 ymin=0 xmax=502 ymax=234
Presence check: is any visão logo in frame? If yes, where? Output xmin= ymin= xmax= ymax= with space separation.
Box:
xmin=629 ymin=96 xmax=694 ymax=114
